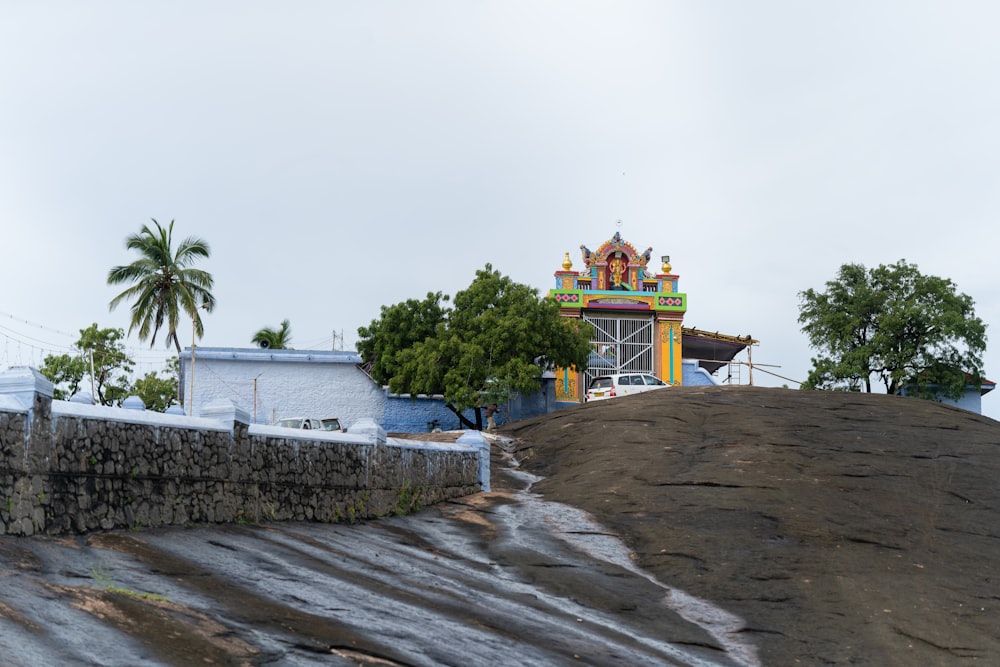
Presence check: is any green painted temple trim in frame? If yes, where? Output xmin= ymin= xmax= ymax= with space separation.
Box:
xmin=550 ymin=289 xmax=584 ymax=306
xmin=550 ymin=289 xmax=687 ymax=312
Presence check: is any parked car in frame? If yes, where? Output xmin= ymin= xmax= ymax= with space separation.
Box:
xmin=585 ymin=373 xmax=670 ymax=402
xmin=321 ymin=417 xmax=344 ymax=432
xmin=275 ymin=417 xmax=324 ymax=430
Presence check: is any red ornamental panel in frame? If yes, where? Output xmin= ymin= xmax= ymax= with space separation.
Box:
xmin=554 ymin=292 xmax=581 ymax=303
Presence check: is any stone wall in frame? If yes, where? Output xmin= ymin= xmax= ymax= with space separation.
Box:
xmin=0 ymin=367 xmax=485 ymax=536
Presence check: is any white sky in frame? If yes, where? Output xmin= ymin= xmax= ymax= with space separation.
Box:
xmin=2 ymin=2 xmax=999 ymax=419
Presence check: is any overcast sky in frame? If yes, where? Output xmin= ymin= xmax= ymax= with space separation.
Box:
xmin=2 ymin=2 xmax=999 ymax=418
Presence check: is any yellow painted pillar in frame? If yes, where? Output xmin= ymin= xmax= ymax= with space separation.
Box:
xmin=554 ymin=366 xmax=580 ymax=402
xmin=659 ymin=321 xmax=683 ymax=385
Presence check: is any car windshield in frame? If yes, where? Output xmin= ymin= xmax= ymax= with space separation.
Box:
xmin=276 ymin=419 xmax=303 ymax=428
xmin=590 ymin=378 xmax=613 ymax=389
xmin=322 ymin=419 xmax=341 ymax=431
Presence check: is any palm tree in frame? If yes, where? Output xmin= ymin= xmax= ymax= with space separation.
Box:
xmin=252 ymin=319 xmax=292 ymax=349
xmin=108 ymin=219 xmax=215 ymax=354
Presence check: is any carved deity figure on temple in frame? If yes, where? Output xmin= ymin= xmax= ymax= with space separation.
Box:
xmin=609 ymin=256 xmax=626 ymax=287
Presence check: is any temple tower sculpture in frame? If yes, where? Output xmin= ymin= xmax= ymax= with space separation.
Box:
xmin=550 ymin=231 xmax=685 ymax=403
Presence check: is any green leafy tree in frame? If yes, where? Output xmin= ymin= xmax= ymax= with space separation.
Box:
xmin=357 ymin=265 xmax=592 ymax=429
xmin=251 ymin=319 xmax=293 ymax=350
xmin=107 ymin=218 xmax=215 ymax=354
xmin=356 ymin=292 xmax=449 ymax=382
xmin=131 ymin=362 xmax=179 ymax=412
xmin=798 ymin=260 xmax=987 ymax=399
xmin=39 ymin=353 xmax=87 ymax=401
xmin=40 ymin=324 xmax=135 ymax=406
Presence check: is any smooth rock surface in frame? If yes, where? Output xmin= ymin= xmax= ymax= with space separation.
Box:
xmin=507 ymin=386 xmax=1000 ymax=666
xmin=1 ymin=385 xmax=997 ymax=666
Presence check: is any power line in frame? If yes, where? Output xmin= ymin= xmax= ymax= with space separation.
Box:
xmin=0 ymin=310 xmax=78 ymax=339
xmin=0 ymin=334 xmax=174 ymax=374
xmin=0 ymin=321 xmax=75 ymax=351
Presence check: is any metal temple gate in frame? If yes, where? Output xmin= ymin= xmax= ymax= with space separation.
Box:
xmin=583 ymin=313 xmax=655 ymax=386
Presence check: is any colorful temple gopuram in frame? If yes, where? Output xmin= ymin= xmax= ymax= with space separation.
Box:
xmin=550 ymin=230 xmax=757 ymax=403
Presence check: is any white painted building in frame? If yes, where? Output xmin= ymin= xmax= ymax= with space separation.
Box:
xmin=179 ymin=347 xmax=383 ymax=427
xmin=179 ymin=347 xmax=469 ymax=432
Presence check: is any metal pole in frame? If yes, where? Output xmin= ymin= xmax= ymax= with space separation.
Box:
xmin=188 ymin=303 xmax=209 ymax=415
xmin=189 ymin=319 xmax=196 ymax=415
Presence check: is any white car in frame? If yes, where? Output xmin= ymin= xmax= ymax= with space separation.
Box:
xmin=321 ymin=417 xmax=344 ymax=432
xmin=585 ymin=373 xmax=670 ymax=402
xmin=275 ymin=417 xmax=324 ymax=430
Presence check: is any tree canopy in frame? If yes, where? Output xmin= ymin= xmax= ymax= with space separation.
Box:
xmin=40 ymin=324 xmax=179 ymax=409
xmin=357 ymin=292 xmax=449 ymax=385
xmin=798 ymin=260 xmax=987 ymax=399
xmin=40 ymin=324 xmax=135 ymax=406
xmin=357 ymin=265 xmax=592 ymax=428
xmin=252 ymin=319 xmax=293 ymax=349
xmin=107 ymin=218 xmax=215 ymax=354
xmin=131 ymin=357 xmax=180 ymax=412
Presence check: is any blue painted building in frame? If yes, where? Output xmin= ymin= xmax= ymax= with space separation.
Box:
xmin=899 ymin=374 xmax=996 ymax=415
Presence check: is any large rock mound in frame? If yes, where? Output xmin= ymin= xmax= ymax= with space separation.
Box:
xmin=503 ymin=385 xmax=1000 ymax=666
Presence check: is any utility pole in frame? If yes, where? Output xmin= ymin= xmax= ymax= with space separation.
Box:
xmin=189 ymin=303 xmax=209 ymax=415
xmin=253 ymin=373 xmax=263 ymax=424
xmin=189 ymin=320 xmax=197 ymax=415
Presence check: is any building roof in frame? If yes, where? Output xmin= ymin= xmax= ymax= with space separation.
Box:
xmin=681 ymin=328 xmax=757 ymax=374
xmin=179 ymin=347 xmax=362 ymax=364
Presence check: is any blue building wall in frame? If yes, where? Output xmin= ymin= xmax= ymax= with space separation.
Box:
xmin=682 ymin=359 xmax=721 ymax=387
xmin=383 ymin=394 xmax=477 ymax=433
xmin=384 ymin=381 xmax=559 ymax=432
xmin=949 ymin=392 xmax=983 ymax=413
xmin=509 ymin=379 xmax=557 ymax=421
xmin=898 ymin=383 xmax=992 ymax=415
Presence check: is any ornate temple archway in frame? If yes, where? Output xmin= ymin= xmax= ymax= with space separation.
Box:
xmin=550 ymin=231 xmax=685 ymax=402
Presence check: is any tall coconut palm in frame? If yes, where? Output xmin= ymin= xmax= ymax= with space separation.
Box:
xmin=108 ymin=219 xmax=215 ymax=354
xmin=252 ymin=319 xmax=292 ymax=349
